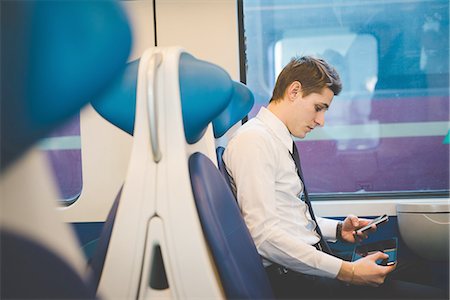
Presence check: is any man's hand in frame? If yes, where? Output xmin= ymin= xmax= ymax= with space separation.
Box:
xmin=340 ymin=215 xmax=376 ymax=243
xmin=338 ymin=253 xmax=396 ymax=286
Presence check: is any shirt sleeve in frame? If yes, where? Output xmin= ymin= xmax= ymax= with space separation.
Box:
xmin=317 ymin=217 xmax=339 ymax=242
xmin=224 ymin=130 xmax=342 ymax=279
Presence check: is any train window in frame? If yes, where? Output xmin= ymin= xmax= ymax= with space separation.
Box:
xmin=38 ymin=114 xmax=82 ymax=204
xmin=242 ymin=0 xmax=449 ymax=197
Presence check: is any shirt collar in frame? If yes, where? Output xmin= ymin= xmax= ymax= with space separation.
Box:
xmin=256 ymin=107 xmax=294 ymax=154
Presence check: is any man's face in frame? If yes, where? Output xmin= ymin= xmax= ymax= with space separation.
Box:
xmin=287 ymin=87 xmax=334 ymax=139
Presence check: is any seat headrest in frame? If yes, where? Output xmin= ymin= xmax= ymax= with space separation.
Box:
xmin=179 ymin=53 xmax=233 ymax=144
xmin=212 ymin=81 xmax=254 ymax=138
xmin=91 ymin=51 xmax=242 ymax=143
xmin=1 ymin=1 xmax=132 ymax=171
xmin=91 ymin=59 xmax=139 ymax=135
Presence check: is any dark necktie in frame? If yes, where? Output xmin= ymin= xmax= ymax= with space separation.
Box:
xmin=291 ymin=141 xmax=332 ymax=254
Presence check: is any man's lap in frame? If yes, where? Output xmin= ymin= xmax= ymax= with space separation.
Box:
xmin=265 ymin=264 xmax=447 ymax=300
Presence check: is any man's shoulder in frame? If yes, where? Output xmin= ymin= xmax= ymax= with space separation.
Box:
xmin=232 ymin=118 xmax=273 ymax=144
xmin=225 ymin=120 xmax=277 ymax=157
xmin=224 ymin=118 xmax=278 ymax=167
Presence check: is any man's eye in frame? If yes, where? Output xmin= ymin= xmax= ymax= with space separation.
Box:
xmin=315 ymin=105 xmax=322 ymax=112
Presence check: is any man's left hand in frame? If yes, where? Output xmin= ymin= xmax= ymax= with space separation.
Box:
xmin=341 ymin=215 xmax=376 ymax=243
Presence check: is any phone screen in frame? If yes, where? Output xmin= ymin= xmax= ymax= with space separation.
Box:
xmin=352 ymin=238 xmax=397 ymax=266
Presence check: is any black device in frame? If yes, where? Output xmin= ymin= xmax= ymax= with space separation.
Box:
xmin=351 ymin=237 xmax=397 ymax=266
xmin=356 ymin=214 xmax=389 ymax=234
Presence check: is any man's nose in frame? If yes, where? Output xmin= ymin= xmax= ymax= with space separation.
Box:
xmin=314 ymin=112 xmax=325 ymax=127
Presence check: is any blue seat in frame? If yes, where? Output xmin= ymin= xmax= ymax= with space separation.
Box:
xmin=186 ymin=79 xmax=272 ymax=298
xmin=92 ymin=48 xmax=236 ymax=298
xmin=212 ymin=81 xmax=255 ymax=139
xmin=190 ymin=152 xmax=274 ymax=299
xmin=92 ymin=47 xmax=272 ymax=298
xmin=0 ymin=1 xmax=131 ymax=298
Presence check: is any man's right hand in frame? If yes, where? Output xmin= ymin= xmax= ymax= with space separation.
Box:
xmin=337 ymin=252 xmax=396 ymax=287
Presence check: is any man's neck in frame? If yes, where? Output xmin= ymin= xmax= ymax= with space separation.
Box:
xmin=267 ymin=98 xmax=290 ymax=128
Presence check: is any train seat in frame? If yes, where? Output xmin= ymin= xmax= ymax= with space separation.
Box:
xmin=96 ymin=46 xmax=273 ymax=299
xmin=190 ymin=152 xmax=274 ymax=298
xmin=97 ymin=47 xmax=233 ymax=299
xmin=178 ymin=53 xmax=273 ymax=298
xmin=201 ymin=82 xmax=273 ymax=298
xmin=0 ymin=1 xmax=131 ymax=298
xmin=88 ymin=51 xmax=234 ymax=296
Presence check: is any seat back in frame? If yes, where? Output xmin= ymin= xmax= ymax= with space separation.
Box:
xmin=190 ymin=152 xmax=274 ymax=299
xmin=96 ymin=47 xmax=272 ymax=299
xmin=191 ymin=80 xmax=272 ymax=298
xmin=0 ymin=1 xmax=131 ymax=298
xmin=97 ymin=48 xmax=231 ymax=299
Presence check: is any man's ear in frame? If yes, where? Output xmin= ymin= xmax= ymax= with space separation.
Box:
xmin=287 ymin=81 xmax=302 ymax=101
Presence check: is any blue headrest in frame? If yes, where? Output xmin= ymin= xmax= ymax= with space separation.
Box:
xmin=91 ymin=53 xmax=239 ymax=142
xmin=1 ymin=1 xmax=131 ymax=171
xmin=91 ymin=59 xmax=139 ymax=135
xmin=212 ymin=81 xmax=255 ymax=138
xmin=189 ymin=152 xmax=274 ymax=299
xmin=179 ymin=53 xmax=233 ymax=144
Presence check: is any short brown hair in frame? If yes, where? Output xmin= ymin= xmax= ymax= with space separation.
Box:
xmin=270 ymin=56 xmax=342 ymax=103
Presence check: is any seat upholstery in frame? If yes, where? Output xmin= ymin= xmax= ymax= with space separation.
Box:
xmin=0 ymin=1 xmax=131 ymax=298
xmin=186 ymin=76 xmax=272 ymax=298
xmin=190 ymin=152 xmax=274 ymax=299
xmin=91 ymin=59 xmax=140 ymax=135
xmin=1 ymin=0 xmax=131 ymax=171
xmin=212 ymin=81 xmax=255 ymax=139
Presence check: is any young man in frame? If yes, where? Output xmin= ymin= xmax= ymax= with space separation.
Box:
xmin=223 ymin=56 xmax=445 ymax=299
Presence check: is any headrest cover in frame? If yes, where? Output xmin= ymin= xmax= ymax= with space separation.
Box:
xmin=212 ymin=81 xmax=255 ymax=138
xmin=179 ymin=53 xmax=233 ymax=144
xmin=1 ymin=1 xmax=132 ymax=170
xmin=91 ymin=59 xmax=139 ymax=135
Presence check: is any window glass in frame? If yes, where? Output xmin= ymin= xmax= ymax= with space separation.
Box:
xmin=243 ymin=0 xmax=449 ymax=195
xmin=38 ymin=114 xmax=82 ymax=204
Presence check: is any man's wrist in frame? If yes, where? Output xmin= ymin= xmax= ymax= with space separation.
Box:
xmin=337 ymin=261 xmax=353 ymax=283
xmin=336 ymin=221 xmax=343 ymax=241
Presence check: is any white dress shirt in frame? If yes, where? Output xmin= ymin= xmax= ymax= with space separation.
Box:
xmin=223 ymin=107 xmax=342 ymax=278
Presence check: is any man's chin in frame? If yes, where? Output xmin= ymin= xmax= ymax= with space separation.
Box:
xmin=294 ymin=132 xmax=307 ymax=139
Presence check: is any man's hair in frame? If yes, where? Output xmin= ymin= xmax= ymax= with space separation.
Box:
xmin=270 ymin=56 xmax=342 ymax=103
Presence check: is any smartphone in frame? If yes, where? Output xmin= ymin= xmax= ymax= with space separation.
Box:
xmin=356 ymin=214 xmax=388 ymax=234
xmin=352 ymin=237 xmax=397 ymax=266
